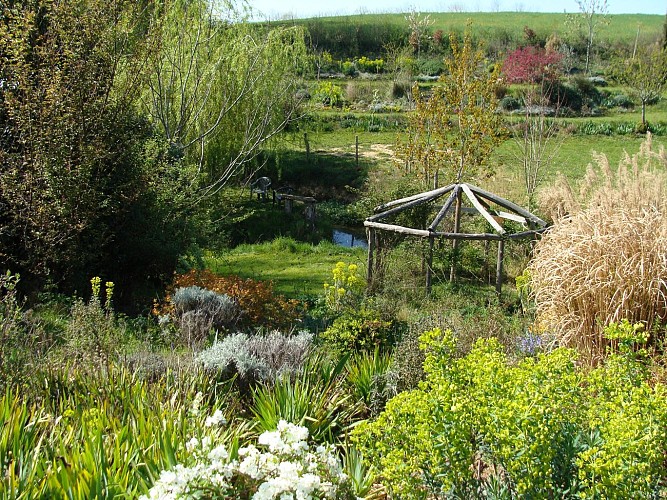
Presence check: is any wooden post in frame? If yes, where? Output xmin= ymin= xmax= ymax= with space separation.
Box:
xmin=284 ymin=198 xmax=293 ymax=214
xmin=374 ymin=229 xmax=382 ymax=285
xmin=304 ymin=202 xmax=315 ymax=220
xmin=355 ymin=135 xmax=359 ymax=168
xmin=366 ymin=227 xmax=375 ymax=286
xmin=304 ymin=133 xmax=310 ymax=162
xmin=449 ymin=189 xmax=462 ymax=282
xmin=484 ymin=239 xmax=490 ymax=284
xmin=495 ymin=239 xmax=505 ymax=296
xmin=426 ymin=235 xmax=434 ymax=294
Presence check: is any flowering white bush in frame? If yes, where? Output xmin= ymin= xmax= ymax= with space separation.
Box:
xmin=141 ymin=419 xmax=355 ymax=499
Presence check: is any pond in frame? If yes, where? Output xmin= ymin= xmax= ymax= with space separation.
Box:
xmin=332 ymin=227 xmax=368 ymax=249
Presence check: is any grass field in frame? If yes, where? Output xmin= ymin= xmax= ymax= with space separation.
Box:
xmin=204 ymin=238 xmax=366 ymax=297
xmin=284 ymin=12 xmax=664 ymax=51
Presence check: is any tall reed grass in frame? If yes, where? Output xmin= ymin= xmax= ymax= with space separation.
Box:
xmin=531 ymin=134 xmax=667 ymax=362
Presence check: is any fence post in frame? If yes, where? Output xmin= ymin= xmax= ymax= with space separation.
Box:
xmin=355 ymin=135 xmax=359 ymax=167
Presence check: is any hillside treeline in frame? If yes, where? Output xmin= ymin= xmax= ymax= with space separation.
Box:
xmin=279 ymin=12 xmax=665 ymax=71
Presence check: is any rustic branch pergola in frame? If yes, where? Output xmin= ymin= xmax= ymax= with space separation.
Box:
xmin=364 ymin=182 xmax=549 ymax=294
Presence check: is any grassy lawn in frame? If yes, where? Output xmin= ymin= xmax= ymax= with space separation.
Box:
xmin=490 ymin=133 xmax=667 ymax=202
xmin=204 ymin=238 xmax=366 ymax=298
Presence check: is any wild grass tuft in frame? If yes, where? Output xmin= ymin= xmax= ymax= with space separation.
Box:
xmin=530 ymin=134 xmax=667 ymax=363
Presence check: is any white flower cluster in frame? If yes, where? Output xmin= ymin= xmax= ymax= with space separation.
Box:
xmin=141 ymin=419 xmax=352 ymax=500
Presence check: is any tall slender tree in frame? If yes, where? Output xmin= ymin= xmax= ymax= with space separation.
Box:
xmin=567 ymin=0 xmax=609 ymax=74
xmin=397 ymin=22 xmax=504 ymax=187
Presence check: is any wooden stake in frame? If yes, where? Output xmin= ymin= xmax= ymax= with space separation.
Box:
xmin=366 ymin=227 xmax=375 ymax=285
xmin=355 ymin=135 xmax=359 ymax=168
xmin=426 ymin=235 xmax=434 ymax=294
xmin=496 ymin=239 xmax=505 ymax=295
xmin=450 ymin=189 xmax=462 ymax=282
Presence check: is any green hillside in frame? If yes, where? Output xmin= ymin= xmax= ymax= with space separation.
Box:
xmin=275 ymin=12 xmax=663 ymax=58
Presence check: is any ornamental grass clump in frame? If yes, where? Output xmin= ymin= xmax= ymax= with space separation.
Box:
xmin=531 ymin=135 xmax=667 ymax=363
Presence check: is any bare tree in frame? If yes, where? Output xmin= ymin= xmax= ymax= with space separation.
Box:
xmin=509 ymin=86 xmax=563 ymax=211
xmin=568 ymin=0 xmax=609 ymax=74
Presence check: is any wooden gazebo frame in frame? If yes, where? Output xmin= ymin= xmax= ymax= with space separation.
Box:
xmin=364 ymin=182 xmax=549 ymax=294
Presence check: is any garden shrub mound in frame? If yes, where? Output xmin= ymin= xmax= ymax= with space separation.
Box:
xmin=154 ymin=270 xmax=301 ymax=335
xmin=198 ymin=330 xmax=313 ymax=387
xmin=171 ymin=286 xmax=242 ymax=347
xmin=353 ymin=327 xmax=667 ymax=498
xmin=532 ymin=135 xmax=667 ymax=362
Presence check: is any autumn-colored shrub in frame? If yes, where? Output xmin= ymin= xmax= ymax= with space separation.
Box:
xmin=154 ymin=270 xmax=301 ymax=331
xmin=502 ymin=46 xmax=562 ymax=84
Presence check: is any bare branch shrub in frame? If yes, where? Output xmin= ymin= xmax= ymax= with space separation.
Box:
xmin=530 ymin=134 xmax=667 ymax=363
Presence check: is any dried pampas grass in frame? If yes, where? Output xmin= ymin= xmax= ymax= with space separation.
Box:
xmin=530 ymin=134 xmax=667 ymax=363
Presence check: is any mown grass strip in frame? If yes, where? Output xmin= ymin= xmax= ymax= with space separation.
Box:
xmin=204 ymin=238 xmax=366 ymax=298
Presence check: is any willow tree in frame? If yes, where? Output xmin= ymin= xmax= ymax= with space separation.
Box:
xmin=141 ymin=0 xmax=309 ymax=198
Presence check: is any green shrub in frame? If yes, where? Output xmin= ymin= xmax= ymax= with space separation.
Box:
xmin=341 ymin=60 xmax=356 ymax=76
xmin=543 ymin=79 xmax=583 ymax=112
xmin=355 ymin=56 xmax=384 ymax=73
xmin=611 ymin=93 xmax=633 ymax=108
xmin=345 ymin=348 xmax=392 ymax=415
xmin=323 ymin=261 xmax=365 ymax=314
xmin=416 ymin=57 xmax=443 ymax=76
xmin=0 ymin=272 xmax=30 ymax=390
xmin=319 ymin=309 xmax=394 ymax=354
xmin=62 ymin=277 xmax=124 ymax=367
xmin=499 ymin=95 xmax=521 ymax=111
xmin=313 ymin=81 xmax=346 ymax=107
xmin=353 ymin=327 xmax=667 ymax=498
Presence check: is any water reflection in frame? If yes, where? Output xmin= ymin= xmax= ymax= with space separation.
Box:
xmin=332 ymin=227 xmax=367 ymax=248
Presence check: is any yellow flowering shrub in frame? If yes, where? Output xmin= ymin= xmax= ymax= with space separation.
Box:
xmin=353 ymin=326 xmax=667 ymax=498
xmin=323 ymin=262 xmax=365 ymax=314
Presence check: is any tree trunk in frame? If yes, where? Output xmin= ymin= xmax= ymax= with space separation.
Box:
xmin=642 ymin=101 xmax=646 ymax=125
xmin=449 ymin=189 xmax=462 ymax=282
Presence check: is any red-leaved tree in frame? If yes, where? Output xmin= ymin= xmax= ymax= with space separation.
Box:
xmin=502 ymin=46 xmax=563 ymax=83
